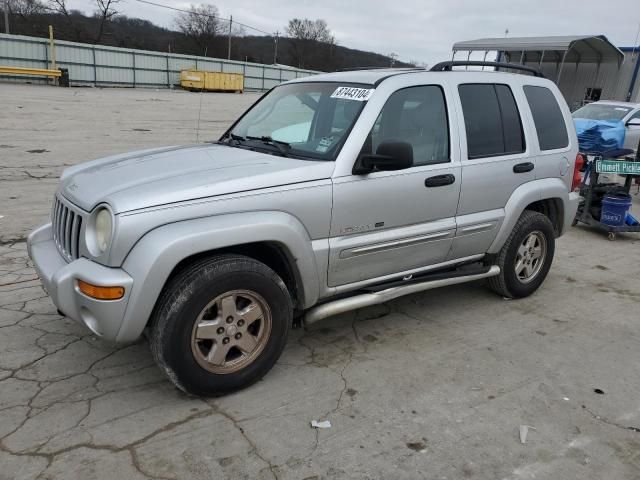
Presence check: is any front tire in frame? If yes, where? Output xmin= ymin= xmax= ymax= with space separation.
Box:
xmin=149 ymin=254 xmax=292 ymax=396
xmin=488 ymin=211 xmax=555 ymax=299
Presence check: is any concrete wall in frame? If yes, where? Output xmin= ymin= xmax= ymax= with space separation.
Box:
xmin=0 ymin=33 xmax=319 ymax=91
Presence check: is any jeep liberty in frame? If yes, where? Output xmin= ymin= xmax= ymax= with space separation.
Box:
xmin=28 ymin=62 xmax=581 ymax=395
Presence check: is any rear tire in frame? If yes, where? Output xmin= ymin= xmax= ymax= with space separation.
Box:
xmin=149 ymin=254 xmax=292 ymax=396
xmin=488 ymin=211 xmax=555 ymax=299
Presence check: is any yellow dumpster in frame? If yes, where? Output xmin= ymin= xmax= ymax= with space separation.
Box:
xmin=180 ymin=70 xmax=244 ymax=93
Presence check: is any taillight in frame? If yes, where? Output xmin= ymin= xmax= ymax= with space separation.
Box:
xmin=572 ymin=154 xmax=585 ymax=191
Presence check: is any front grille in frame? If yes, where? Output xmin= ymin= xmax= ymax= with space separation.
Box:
xmin=52 ymin=195 xmax=83 ymax=261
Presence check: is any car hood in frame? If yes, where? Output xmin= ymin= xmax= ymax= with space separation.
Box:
xmin=59 ymin=144 xmax=335 ymax=213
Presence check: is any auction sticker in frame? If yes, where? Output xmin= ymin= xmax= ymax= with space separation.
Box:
xmin=316 ymin=136 xmax=335 ymax=153
xmin=331 ymin=87 xmax=375 ymax=101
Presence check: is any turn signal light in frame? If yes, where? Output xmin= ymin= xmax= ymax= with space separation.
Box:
xmin=572 ymin=154 xmax=585 ymax=191
xmin=77 ymin=280 xmax=124 ymax=300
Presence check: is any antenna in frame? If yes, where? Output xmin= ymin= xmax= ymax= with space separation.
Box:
xmin=195 ymin=47 xmax=207 ymax=143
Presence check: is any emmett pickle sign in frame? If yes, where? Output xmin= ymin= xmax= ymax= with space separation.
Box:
xmin=596 ymin=160 xmax=640 ymax=175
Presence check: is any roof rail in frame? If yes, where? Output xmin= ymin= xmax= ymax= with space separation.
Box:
xmin=334 ymin=66 xmax=425 ymax=72
xmin=430 ymin=61 xmax=545 ymax=78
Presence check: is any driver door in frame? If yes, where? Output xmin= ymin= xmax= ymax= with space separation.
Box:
xmin=328 ymin=84 xmax=461 ymax=287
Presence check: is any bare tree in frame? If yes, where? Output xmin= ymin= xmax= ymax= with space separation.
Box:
xmin=94 ymin=0 xmax=120 ymax=43
xmin=286 ymin=18 xmax=331 ymax=43
xmin=285 ymin=18 xmax=332 ymax=68
xmin=47 ymin=0 xmax=69 ymax=16
xmin=175 ymin=3 xmax=222 ymax=55
xmin=8 ymin=0 xmax=45 ymax=18
xmin=47 ymin=0 xmax=84 ymax=40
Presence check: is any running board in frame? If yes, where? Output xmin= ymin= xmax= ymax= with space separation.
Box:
xmin=304 ymin=265 xmax=500 ymax=326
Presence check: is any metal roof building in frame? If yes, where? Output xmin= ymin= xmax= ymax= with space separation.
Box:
xmin=452 ymin=35 xmax=640 ymax=110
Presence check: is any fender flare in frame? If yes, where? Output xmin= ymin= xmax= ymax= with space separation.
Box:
xmin=487 ymin=178 xmax=570 ymax=254
xmin=116 ymin=211 xmax=321 ymax=342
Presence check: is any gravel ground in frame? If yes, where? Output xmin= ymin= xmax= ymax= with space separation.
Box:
xmin=1 ymin=84 xmax=640 ymax=480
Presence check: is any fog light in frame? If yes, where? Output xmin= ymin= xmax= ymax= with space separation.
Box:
xmin=77 ymin=280 xmax=124 ymax=300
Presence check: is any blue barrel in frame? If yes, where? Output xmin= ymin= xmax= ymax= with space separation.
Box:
xmin=600 ymin=194 xmax=633 ymax=226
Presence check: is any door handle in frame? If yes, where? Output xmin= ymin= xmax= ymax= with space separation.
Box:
xmin=513 ymin=162 xmax=534 ymax=173
xmin=425 ymin=174 xmax=456 ymax=187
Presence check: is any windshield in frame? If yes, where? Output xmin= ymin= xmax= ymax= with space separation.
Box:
xmin=572 ymin=103 xmax=632 ymax=121
xmin=222 ymin=82 xmax=371 ymax=160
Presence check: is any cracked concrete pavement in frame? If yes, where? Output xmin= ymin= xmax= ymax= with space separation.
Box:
xmin=1 ymin=84 xmax=640 ymax=479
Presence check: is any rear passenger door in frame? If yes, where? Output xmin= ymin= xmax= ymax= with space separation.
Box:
xmin=521 ymin=85 xmax=571 ymax=188
xmin=449 ymin=82 xmax=533 ymax=259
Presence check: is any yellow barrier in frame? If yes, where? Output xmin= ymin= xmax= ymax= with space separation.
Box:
xmin=180 ymin=70 xmax=243 ymax=93
xmin=0 ymin=65 xmax=62 ymax=77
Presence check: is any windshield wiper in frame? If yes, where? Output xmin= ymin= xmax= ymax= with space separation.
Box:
xmin=227 ymin=133 xmax=246 ymax=143
xmin=246 ymin=135 xmax=291 ymax=156
xmin=217 ymin=133 xmax=248 ymax=148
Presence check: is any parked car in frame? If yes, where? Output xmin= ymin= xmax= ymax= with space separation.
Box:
xmin=572 ymin=100 xmax=640 ymax=151
xmin=28 ymin=63 xmax=581 ymax=396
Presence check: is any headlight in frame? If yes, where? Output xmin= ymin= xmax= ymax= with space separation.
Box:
xmin=88 ymin=206 xmax=113 ymax=256
xmin=95 ymin=208 xmax=113 ymax=252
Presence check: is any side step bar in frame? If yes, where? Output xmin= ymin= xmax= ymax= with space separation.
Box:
xmin=304 ymin=265 xmax=500 ymax=326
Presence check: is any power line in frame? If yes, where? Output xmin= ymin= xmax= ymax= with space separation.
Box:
xmin=132 ymin=0 xmax=274 ymax=36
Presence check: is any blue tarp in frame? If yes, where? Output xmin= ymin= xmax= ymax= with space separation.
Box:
xmin=574 ymin=119 xmax=626 ymax=154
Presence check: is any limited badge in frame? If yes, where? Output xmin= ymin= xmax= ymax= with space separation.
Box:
xmin=330 ymin=87 xmax=375 ymax=101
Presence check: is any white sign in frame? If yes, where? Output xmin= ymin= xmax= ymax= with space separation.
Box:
xmin=330 ymin=87 xmax=375 ymax=101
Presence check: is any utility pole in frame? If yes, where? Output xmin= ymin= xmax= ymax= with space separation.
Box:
xmin=273 ymin=31 xmax=279 ymax=64
xmin=632 ymin=22 xmax=640 ymax=57
xmin=3 ymin=0 xmax=10 ymax=34
xmin=227 ymin=15 xmax=232 ymax=60
xmin=49 ymin=25 xmax=58 ymax=85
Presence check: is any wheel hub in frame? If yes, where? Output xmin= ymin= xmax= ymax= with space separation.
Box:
xmin=190 ymin=289 xmax=272 ymax=374
xmin=515 ymin=231 xmax=547 ymax=284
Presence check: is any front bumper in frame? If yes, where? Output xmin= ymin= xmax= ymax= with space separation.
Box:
xmin=27 ymin=223 xmax=133 ymax=341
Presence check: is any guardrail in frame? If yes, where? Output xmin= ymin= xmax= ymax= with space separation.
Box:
xmin=0 ymin=65 xmax=61 ymax=77
xmin=0 ymin=33 xmax=319 ymax=91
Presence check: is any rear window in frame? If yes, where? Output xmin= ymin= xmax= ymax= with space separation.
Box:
xmin=459 ymin=84 xmax=525 ymax=159
xmin=524 ymin=85 xmax=569 ymax=151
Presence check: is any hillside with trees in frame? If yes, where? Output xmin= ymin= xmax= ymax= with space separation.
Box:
xmin=4 ymin=0 xmax=414 ymax=71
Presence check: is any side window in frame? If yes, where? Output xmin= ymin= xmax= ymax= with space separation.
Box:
xmin=630 ymin=111 xmax=640 ymax=121
xmin=458 ymin=84 xmax=525 ymax=159
xmin=365 ymin=85 xmax=449 ymax=166
xmin=523 ymin=85 xmax=569 ymax=150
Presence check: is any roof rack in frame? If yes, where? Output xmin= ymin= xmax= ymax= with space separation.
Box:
xmin=334 ymin=66 xmax=425 ymax=72
xmin=429 ymin=61 xmax=545 ymax=78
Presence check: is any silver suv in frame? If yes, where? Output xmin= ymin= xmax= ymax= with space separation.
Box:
xmin=28 ymin=62 xmax=581 ymax=396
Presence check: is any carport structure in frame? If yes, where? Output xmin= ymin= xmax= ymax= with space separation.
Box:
xmin=451 ymin=35 xmax=627 ymax=108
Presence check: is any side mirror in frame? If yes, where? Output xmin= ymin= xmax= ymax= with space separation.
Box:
xmin=627 ymin=118 xmax=640 ymax=127
xmin=353 ymin=141 xmax=414 ymax=175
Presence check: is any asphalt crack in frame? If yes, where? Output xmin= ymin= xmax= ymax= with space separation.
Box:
xmin=212 ymin=403 xmax=280 ymax=480
xmin=583 ymin=405 xmax=640 ymax=434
